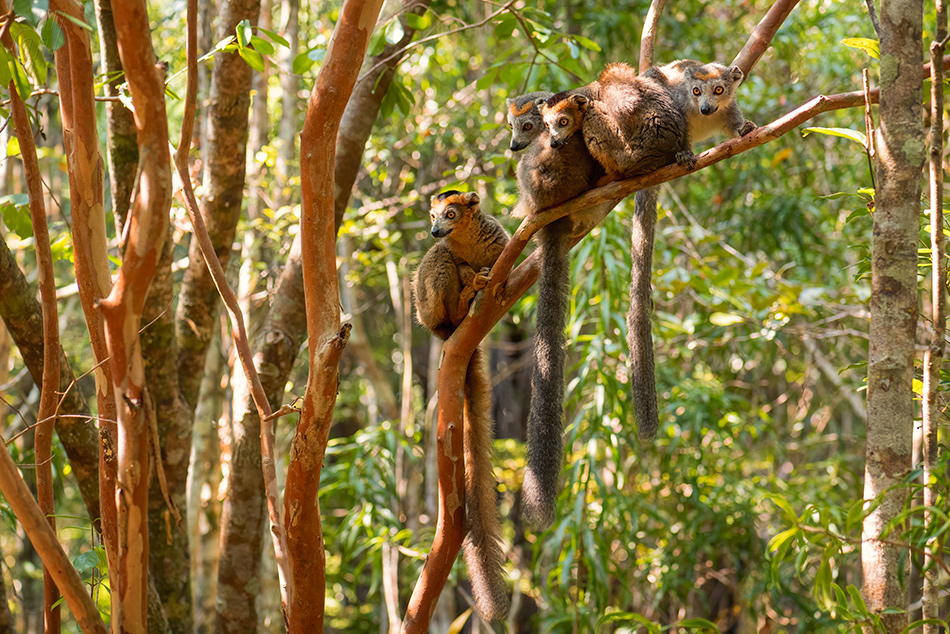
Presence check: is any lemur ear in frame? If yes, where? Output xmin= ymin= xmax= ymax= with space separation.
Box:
xmin=506 ymin=98 xmax=514 ymax=106
xmin=430 ymin=195 xmax=439 ymax=208
xmin=534 ymin=97 xmax=547 ymax=107
xmin=571 ymin=94 xmax=589 ymax=108
xmin=730 ymin=65 xmax=744 ymax=82
xmin=464 ymin=192 xmax=480 ymax=206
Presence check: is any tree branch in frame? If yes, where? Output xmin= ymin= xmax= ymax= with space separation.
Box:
xmin=0 ymin=444 xmax=107 ymax=634
xmin=731 ymin=0 xmax=803 ymax=77
xmin=400 ymin=61 xmax=943 ymax=632
xmin=638 ymin=0 xmax=667 ymax=72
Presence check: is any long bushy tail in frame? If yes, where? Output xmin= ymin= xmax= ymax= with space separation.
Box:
xmin=627 ymin=187 xmax=660 ymax=442
xmin=522 ymin=221 xmax=571 ymax=531
xmin=462 ymin=345 xmax=510 ymax=622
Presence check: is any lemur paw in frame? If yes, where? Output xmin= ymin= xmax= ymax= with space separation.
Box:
xmin=738 ymin=120 xmax=757 ymax=136
xmin=471 ymin=268 xmax=491 ymax=291
xmin=675 ymin=151 xmax=697 ymax=171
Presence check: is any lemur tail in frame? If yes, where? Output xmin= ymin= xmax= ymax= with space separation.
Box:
xmin=463 ymin=345 xmax=510 ymax=622
xmin=627 ymin=187 xmax=660 ymax=442
xmin=522 ymin=220 xmax=571 ymax=531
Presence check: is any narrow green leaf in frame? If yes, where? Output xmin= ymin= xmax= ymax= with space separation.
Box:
xmin=256 ymin=27 xmax=289 ymax=47
xmin=572 ymin=35 xmax=601 ymax=51
xmin=292 ymin=50 xmax=315 ymax=75
xmin=250 ymin=35 xmax=275 ymax=56
xmin=239 ymin=48 xmax=265 ymax=72
xmin=55 ymin=10 xmax=94 ymax=32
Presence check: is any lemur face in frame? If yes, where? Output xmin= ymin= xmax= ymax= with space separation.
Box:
xmin=541 ymin=94 xmax=587 ymax=149
xmin=507 ymin=95 xmax=549 ymax=152
xmin=428 ymin=191 xmax=479 ymax=238
xmin=686 ymin=64 xmax=742 ymax=116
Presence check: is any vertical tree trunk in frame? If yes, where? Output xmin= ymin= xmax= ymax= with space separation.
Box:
xmin=863 ymin=0 xmax=923 ymax=631
xmin=285 ymin=0 xmax=383 ymax=628
xmin=922 ymin=1 xmax=946 ymax=630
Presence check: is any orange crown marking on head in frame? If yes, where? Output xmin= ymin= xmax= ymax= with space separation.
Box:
xmin=544 ymin=100 xmax=573 ymax=114
xmin=693 ymin=70 xmax=721 ymax=81
xmin=509 ymin=100 xmax=535 ymax=117
xmin=435 ymin=193 xmax=472 ymax=209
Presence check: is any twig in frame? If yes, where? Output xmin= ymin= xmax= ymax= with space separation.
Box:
xmin=862 ymin=69 xmax=876 ymax=190
xmin=864 ymin=0 xmax=881 ymax=38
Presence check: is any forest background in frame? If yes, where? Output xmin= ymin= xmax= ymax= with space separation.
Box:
xmin=0 ymin=0 xmax=947 ymax=632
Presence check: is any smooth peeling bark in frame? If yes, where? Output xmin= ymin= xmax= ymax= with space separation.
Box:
xmin=106 ymin=0 xmax=173 ymax=632
xmin=333 ymin=0 xmax=432 ymax=228
xmin=5 ymin=37 xmax=62 ymax=630
xmin=285 ymin=0 xmax=383 ymax=629
xmin=863 ymin=0 xmax=923 ymax=631
xmin=176 ymin=0 xmax=261 ymax=411
xmin=48 ymin=0 xmax=120 ymax=602
xmin=216 ymin=237 xmax=307 ymax=634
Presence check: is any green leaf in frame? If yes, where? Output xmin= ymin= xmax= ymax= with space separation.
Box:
xmin=767 ymin=526 xmax=799 ymax=554
xmin=445 ymin=608 xmax=472 ymax=634
xmin=13 ymin=0 xmax=33 ymax=24
xmin=0 ymin=47 xmax=12 ymax=90
xmin=40 ymin=17 xmax=65 ymax=52
xmin=572 ymin=35 xmax=601 ymax=51
xmin=250 ymin=35 xmax=275 ymax=56
xmin=55 ymin=11 xmax=94 ymax=32
xmin=675 ymin=618 xmax=720 ymax=632
xmin=237 ymin=19 xmax=253 ymax=47
xmin=292 ymin=50 xmax=315 ymax=75
xmin=405 ymin=12 xmax=431 ymax=31
xmin=239 ymin=48 xmax=265 ymax=72
xmin=802 ymin=127 xmax=868 ymax=149
xmin=384 ymin=18 xmax=405 ymax=45
xmin=842 ymin=37 xmax=880 ymax=60
xmin=766 ymin=495 xmax=799 ymax=525
xmin=72 ymin=550 xmax=99 ymax=576
xmin=256 ymin=27 xmax=289 ymax=47
xmin=0 ymin=194 xmax=32 ymax=239
xmin=50 ymin=233 xmax=73 ymax=263
xmin=709 ymin=312 xmax=744 ymax=326
xmin=475 ymin=68 xmax=498 ymax=91
xmin=11 ymin=23 xmax=48 ymax=85
xmin=9 ymin=56 xmax=32 ymax=99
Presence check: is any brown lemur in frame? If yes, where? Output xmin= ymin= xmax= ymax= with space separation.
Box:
xmin=540 ymin=63 xmax=692 ymax=444
xmin=506 ymin=92 xmax=615 ymax=531
xmin=411 ymin=190 xmax=511 ymax=622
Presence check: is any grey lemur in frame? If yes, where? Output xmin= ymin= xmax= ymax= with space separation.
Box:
xmin=506 ymin=92 xmax=611 ymax=531
xmin=411 ymin=190 xmax=510 ymax=621
xmin=540 ymin=63 xmax=692 ymax=444
xmin=625 ymin=60 xmax=755 ymax=443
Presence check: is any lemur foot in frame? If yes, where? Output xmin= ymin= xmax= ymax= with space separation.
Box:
xmin=471 ymin=267 xmax=491 ymax=291
xmin=738 ymin=120 xmax=757 ymax=136
xmin=675 ymin=150 xmax=697 ymax=171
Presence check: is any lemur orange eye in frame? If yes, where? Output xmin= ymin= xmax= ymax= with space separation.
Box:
xmin=714 ymin=86 xmax=724 ymax=95
xmin=559 ymin=117 xmax=568 ymax=126
xmin=692 ymin=87 xmax=701 ymax=95
xmin=524 ymin=123 xmax=533 ymax=130
xmin=446 ymin=211 xmax=456 ymax=219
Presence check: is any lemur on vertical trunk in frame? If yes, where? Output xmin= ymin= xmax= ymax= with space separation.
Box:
xmin=411 ymin=191 xmax=510 ymax=621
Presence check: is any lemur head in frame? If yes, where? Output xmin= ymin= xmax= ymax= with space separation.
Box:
xmin=506 ymin=91 xmax=553 ymax=152
xmin=685 ymin=63 xmax=744 ymax=116
xmin=428 ymin=190 xmax=480 ymax=238
xmin=541 ymin=92 xmax=587 ymax=149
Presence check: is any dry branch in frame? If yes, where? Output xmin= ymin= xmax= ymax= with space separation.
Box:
xmin=637 ymin=0 xmax=667 ymax=72
xmin=103 ymin=0 xmax=172 ymax=631
xmin=0 ymin=446 xmax=107 ymax=634
xmin=286 ymin=0 xmax=383 ymax=629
